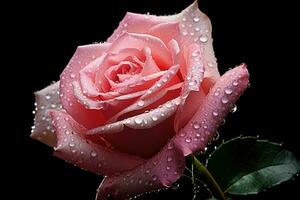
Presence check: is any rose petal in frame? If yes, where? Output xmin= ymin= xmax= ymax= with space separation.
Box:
xmin=88 ymin=98 xmax=181 ymax=158
xmin=107 ymin=12 xmax=163 ymax=43
xmin=175 ymin=64 xmax=249 ymax=156
xmin=51 ymin=110 xmax=144 ymax=175
xmin=166 ymin=0 xmax=219 ymax=80
xmin=88 ymin=97 xmax=181 ymax=135
xmin=109 ymin=32 xmax=172 ymax=68
xmin=141 ymin=65 xmax=180 ymax=99
xmin=95 ymin=140 xmax=185 ymax=200
xmin=31 ymin=81 xmax=62 ymax=147
xmin=109 ymin=82 xmax=182 ymax=123
xmin=60 ymin=43 xmax=110 ymax=129
xmin=141 ymin=47 xmax=161 ymax=75
xmin=174 ymin=43 xmax=205 ymax=131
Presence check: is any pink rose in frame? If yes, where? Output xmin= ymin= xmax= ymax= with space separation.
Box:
xmin=31 ymin=1 xmax=249 ymax=199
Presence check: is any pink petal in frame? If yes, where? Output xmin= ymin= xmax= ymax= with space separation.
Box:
xmin=79 ymin=56 xmax=104 ymax=97
xmin=109 ymin=32 xmax=172 ymax=68
xmin=140 ymin=47 xmax=161 ymax=75
xmin=169 ymin=1 xmax=220 ymax=80
xmin=95 ymin=48 xmax=144 ymax=92
xmin=31 ymin=81 xmax=62 ymax=147
xmin=174 ymin=43 xmax=205 ymax=131
xmin=88 ymin=98 xmax=181 ymax=158
xmin=175 ymin=64 xmax=249 ymax=156
xmin=107 ymin=13 xmax=163 ymax=43
xmin=148 ymin=22 xmax=181 ymax=50
xmin=51 ymin=110 xmax=145 ymax=176
xmin=96 ymin=139 xmax=185 ymax=200
xmin=141 ymin=65 xmax=180 ymax=99
xmin=60 ymin=43 xmax=110 ymax=129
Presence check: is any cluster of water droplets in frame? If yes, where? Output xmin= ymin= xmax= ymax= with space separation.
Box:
xmin=31 ymin=82 xmax=62 ymax=142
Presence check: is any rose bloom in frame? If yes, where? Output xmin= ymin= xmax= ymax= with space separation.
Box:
xmin=31 ymin=1 xmax=249 ymax=199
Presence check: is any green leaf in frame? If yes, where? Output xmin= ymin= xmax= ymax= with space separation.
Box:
xmin=206 ymin=136 xmax=300 ymax=195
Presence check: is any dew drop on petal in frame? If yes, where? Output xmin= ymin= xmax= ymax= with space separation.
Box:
xmin=167 ymin=156 xmax=173 ymax=162
xmin=193 ymin=121 xmax=201 ymax=130
xmin=151 ymin=115 xmax=158 ymax=121
xmin=193 ymin=17 xmax=200 ymax=22
xmin=182 ymin=30 xmax=188 ymax=36
xmin=70 ymin=73 xmax=76 ymax=79
xmin=221 ymin=97 xmax=229 ymax=104
xmin=212 ymin=111 xmax=219 ymax=116
xmin=231 ymin=105 xmax=237 ymax=113
xmin=225 ymin=88 xmax=233 ymax=95
xmin=69 ymin=143 xmax=75 ymax=147
xmin=137 ymin=100 xmax=145 ymax=107
xmin=90 ymin=151 xmax=97 ymax=157
xmin=185 ymin=137 xmax=192 ymax=143
xmin=233 ymin=80 xmax=239 ymax=86
xmin=199 ymin=35 xmax=208 ymax=43
xmin=152 ymin=175 xmax=158 ymax=181
xmin=45 ymin=95 xmax=51 ymax=100
xmin=134 ymin=117 xmax=143 ymax=124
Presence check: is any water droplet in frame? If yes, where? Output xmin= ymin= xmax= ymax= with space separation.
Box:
xmin=225 ymin=88 xmax=233 ymax=95
xmin=213 ymin=131 xmax=220 ymax=141
xmin=193 ymin=121 xmax=201 ymax=129
xmin=182 ymin=30 xmax=188 ymax=36
xmin=190 ymin=32 xmax=195 ymax=36
xmin=123 ymin=23 xmax=128 ymax=27
xmin=231 ymin=105 xmax=237 ymax=113
xmin=212 ymin=111 xmax=219 ymax=116
xmin=193 ymin=17 xmax=200 ymax=22
xmin=195 ymin=27 xmax=200 ymax=32
xmin=69 ymin=143 xmax=75 ymax=147
xmin=137 ymin=100 xmax=145 ymax=107
xmin=221 ymin=97 xmax=229 ymax=104
xmin=185 ymin=137 xmax=192 ymax=143
xmin=151 ymin=115 xmax=158 ymax=121
xmin=233 ymin=80 xmax=239 ymax=86
xmin=180 ymin=131 xmax=186 ymax=137
xmin=203 ymin=125 xmax=208 ymax=129
xmin=192 ymin=51 xmax=199 ymax=57
xmin=45 ymin=95 xmax=51 ymax=100
xmin=157 ymin=82 xmax=162 ymax=87
xmin=200 ymin=137 xmax=205 ymax=141
xmin=91 ymin=151 xmax=97 ymax=157
xmin=65 ymin=130 xmax=70 ymax=135
xmin=70 ymin=73 xmax=76 ymax=78
xmin=153 ymin=161 xmax=158 ymax=166
xmin=145 ymin=169 xmax=150 ymax=174
xmin=138 ymin=179 xmax=143 ymax=184
xmin=214 ymin=91 xmax=220 ymax=96
xmin=166 ymin=166 xmax=171 ymax=170
xmin=134 ymin=117 xmax=143 ymax=124
xmin=199 ymin=35 xmax=208 ymax=43
xmin=152 ymin=175 xmax=158 ymax=181
xmin=182 ymin=17 xmax=187 ymax=22
xmin=162 ymin=77 xmax=168 ymax=83
xmin=188 ymin=80 xmax=197 ymax=86
xmin=167 ymin=156 xmax=173 ymax=162
xmin=165 ymin=102 xmax=172 ymax=108
xmin=208 ymin=62 xmax=214 ymax=68
xmin=167 ymin=143 xmax=174 ymax=150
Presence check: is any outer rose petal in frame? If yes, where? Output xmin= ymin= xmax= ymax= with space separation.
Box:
xmin=60 ymin=43 xmax=110 ymax=129
xmin=51 ymin=110 xmax=144 ymax=175
xmin=31 ymin=81 xmax=62 ymax=147
xmin=96 ymin=140 xmax=185 ymax=200
xmin=175 ymin=64 xmax=249 ymax=156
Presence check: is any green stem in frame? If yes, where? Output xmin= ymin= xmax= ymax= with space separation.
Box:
xmin=192 ymin=156 xmax=225 ymax=200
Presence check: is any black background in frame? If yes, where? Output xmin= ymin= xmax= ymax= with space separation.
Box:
xmin=6 ymin=0 xmax=299 ymax=199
